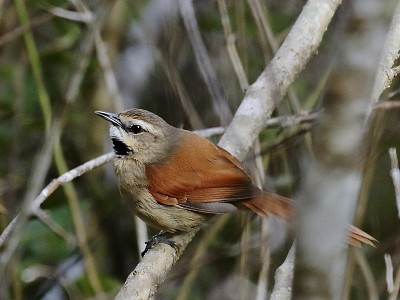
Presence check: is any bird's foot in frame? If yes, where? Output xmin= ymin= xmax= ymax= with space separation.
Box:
xmin=141 ymin=232 xmax=178 ymax=257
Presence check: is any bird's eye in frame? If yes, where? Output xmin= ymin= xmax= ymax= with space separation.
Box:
xmin=130 ymin=124 xmax=144 ymax=134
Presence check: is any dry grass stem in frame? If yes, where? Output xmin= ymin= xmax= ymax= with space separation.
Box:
xmin=178 ymin=0 xmax=232 ymax=125
xmin=217 ymin=0 xmax=249 ymax=90
xmin=354 ymin=250 xmax=378 ymax=300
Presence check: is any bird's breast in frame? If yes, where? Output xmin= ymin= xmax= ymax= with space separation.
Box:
xmin=113 ymin=158 xmax=207 ymax=232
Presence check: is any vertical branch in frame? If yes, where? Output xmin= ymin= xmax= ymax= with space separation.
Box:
xmin=389 ymin=148 xmax=400 ymax=217
xmin=270 ymin=244 xmax=295 ymax=300
xmin=385 ymin=254 xmax=394 ymax=294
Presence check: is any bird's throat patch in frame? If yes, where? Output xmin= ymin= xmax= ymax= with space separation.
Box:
xmin=111 ymin=138 xmax=131 ymax=156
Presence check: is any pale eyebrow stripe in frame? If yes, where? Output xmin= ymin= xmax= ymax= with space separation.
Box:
xmin=131 ymin=119 xmax=157 ymax=134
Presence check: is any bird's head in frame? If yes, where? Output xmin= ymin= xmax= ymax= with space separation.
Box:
xmin=95 ymin=109 xmax=177 ymax=164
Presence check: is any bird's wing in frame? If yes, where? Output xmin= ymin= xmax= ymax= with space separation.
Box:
xmin=145 ymin=131 xmax=261 ymax=214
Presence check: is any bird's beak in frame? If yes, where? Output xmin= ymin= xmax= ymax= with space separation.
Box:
xmin=95 ymin=111 xmax=123 ymax=128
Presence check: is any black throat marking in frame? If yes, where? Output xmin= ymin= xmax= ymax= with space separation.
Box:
xmin=111 ymin=138 xmax=132 ymax=156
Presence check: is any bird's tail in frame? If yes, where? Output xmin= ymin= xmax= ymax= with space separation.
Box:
xmin=347 ymin=225 xmax=377 ymax=247
xmin=242 ymin=192 xmax=376 ymax=247
xmin=242 ymin=191 xmax=294 ymax=221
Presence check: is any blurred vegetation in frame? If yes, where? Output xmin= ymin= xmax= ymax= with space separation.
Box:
xmin=0 ymin=0 xmax=399 ymax=299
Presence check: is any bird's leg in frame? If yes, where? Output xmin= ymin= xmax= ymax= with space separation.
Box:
xmin=141 ymin=231 xmax=178 ymax=257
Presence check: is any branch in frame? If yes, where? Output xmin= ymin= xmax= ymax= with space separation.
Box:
xmin=369 ymin=1 xmax=400 ymax=109
xmin=115 ymin=229 xmax=200 ymax=300
xmin=219 ymin=0 xmax=341 ymax=159
xmin=193 ymin=111 xmax=318 ymax=138
xmin=270 ymin=243 xmax=296 ymax=300
xmin=0 ymin=153 xmax=114 ymax=250
xmin=389 ymin=148 xmax=400 ymax=218
xmin=115 ymin=0 xmax=341 ymax=298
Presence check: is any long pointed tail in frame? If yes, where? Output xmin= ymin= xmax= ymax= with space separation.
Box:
xmin=347 ymin=225 xmax=377 ymax=247
xmin=242 ymin=192 xmax=376 ymax=247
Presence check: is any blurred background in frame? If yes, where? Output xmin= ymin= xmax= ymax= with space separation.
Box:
xmin=0 ymin=0 xmax=400 ymax=299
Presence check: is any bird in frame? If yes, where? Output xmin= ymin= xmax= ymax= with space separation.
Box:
xmin=95 ymin=108 xmax=375 ymax=255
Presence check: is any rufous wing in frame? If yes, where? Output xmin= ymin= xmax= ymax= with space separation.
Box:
xmin=146 ymin=131 xmax=294 ymax=220
xmin=146 ymin=131 xmax=261 ymax=212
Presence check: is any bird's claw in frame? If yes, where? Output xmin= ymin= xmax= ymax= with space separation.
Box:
xmin=141 ymin=232 xmax=178 ymax=257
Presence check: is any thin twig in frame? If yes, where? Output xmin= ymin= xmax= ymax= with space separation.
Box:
xmin=69 ymin=0 xmax=124 ymax=110
xmin=48 ymin=7 xmax=93 ymax=23
xmin=217 ymin=0 xmax=249 ymax=90
xmin=34 ymin=152 xmax=114 ymax=213
xmin=193 ymin=111 xmax=318 ymax=138
xmin=0 ymin=13 xmax=54 ymax=48
xmin=265 ymin=111 xmax=319 ymax=128
xmin=0 ymin=152 xmax=114 ymax=249
xmin=34 ymin=208 xmax=77 ymax=246
xmin=178 ymin=0 xmax=232 ymax=125
xmin=158 ymin=54 xmax=205 ymax=129
xmin=374 ymin=101 xmax=400 ymax=109
xmin=389 ymin=148 xmax=400 ymax=218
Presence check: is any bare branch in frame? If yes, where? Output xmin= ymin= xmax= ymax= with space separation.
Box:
xmin=389 ymin=267 xmax=400 ymax=300
xmin=385 ymin=253 xmax=394 ymax=293
xmin=0 ymin=152 xmax=114 ymax=249
xmin=48 ymin=7 xmax=93 ymax=23
xmin=34 ymin=208 xmax=77 ymax=246
xmin=369 ymin=1 xmax=400 ymax=110
xmin=270 ymin=243 xmax=295 ymax=300
xmin=389 ymin=148 xmax=400 ymax=218
xmin=219 ymin=0 xmax=341 ymax=160
xmin=115 ymin=229 xmax=200 ymax=300
xmin=374 ymin=101 xmax=400 ymax=109
xmin=194 ymin=111 xmax=318 ymax=138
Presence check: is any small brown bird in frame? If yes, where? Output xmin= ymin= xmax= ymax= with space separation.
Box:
xmin=95 ymin=108 xmax=375 ymax=255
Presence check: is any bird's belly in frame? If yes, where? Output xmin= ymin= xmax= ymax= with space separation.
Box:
xmin=119 ymin=185 xmax=207 ymax=232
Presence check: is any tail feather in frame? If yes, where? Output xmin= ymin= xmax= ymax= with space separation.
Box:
xmin=242 ymin=193 xmax=376 ymax=247
xmin=347 ymin=225 xmax=377 ymax=247
xmin=242 ymin=192 xmax=294 ymax=222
